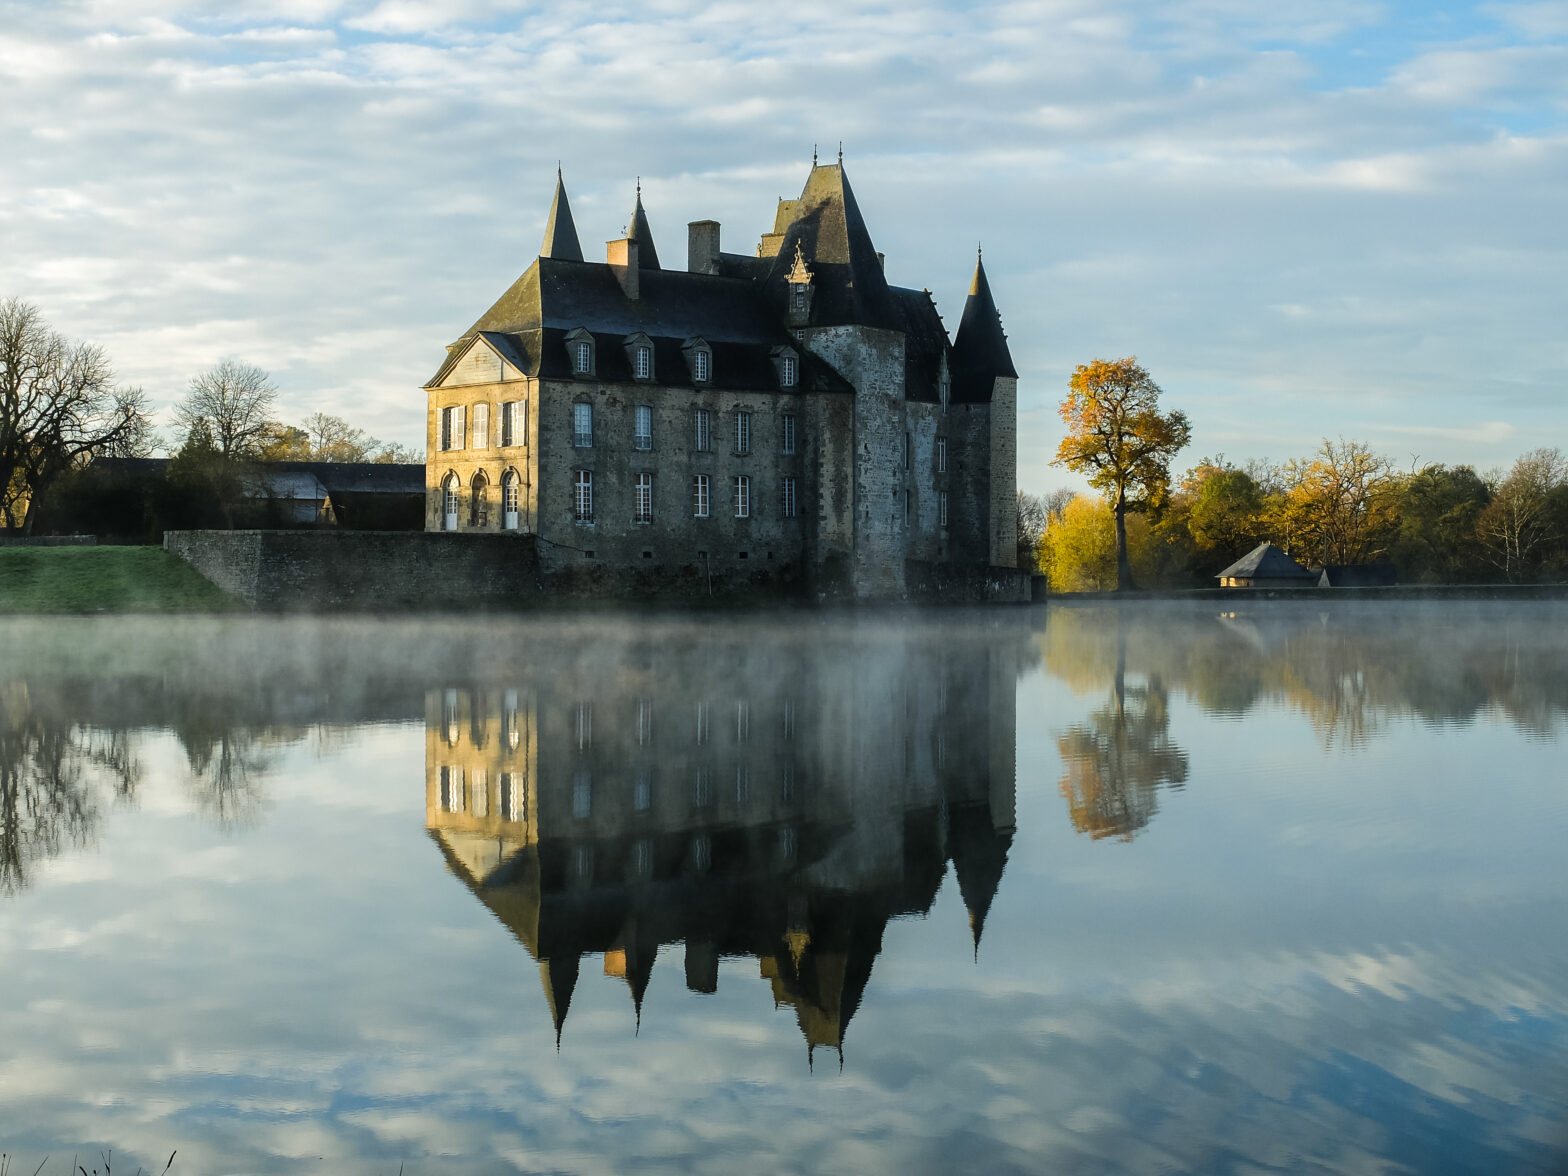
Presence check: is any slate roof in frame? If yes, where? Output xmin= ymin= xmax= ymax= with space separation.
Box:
xmin=429 ymin=162 xmax=1004 ymax=406
xmin=540 ymin=170 xmax=583 ymax=262
xmin=625 ymin=190 xmax=660 ymax=270
xmin=86 ymin=457 xmax=424 ymax=496
xmin=1216 ymin=542 xmax=1316 ymax=582
xmin=1318 ymin=562 xmax=1398 ymax=588
xmin=950 ymin=253 xmax=1017 ymax=402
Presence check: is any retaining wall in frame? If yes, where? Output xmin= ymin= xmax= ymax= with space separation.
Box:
xmin=165 ymin=530 xmax=543 ymax=611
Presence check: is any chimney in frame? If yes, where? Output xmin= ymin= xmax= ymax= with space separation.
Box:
xmin=607 ymin=237 xmax=639 ymax=300
xmin=688 ymin=220 xmax=721 ymax=275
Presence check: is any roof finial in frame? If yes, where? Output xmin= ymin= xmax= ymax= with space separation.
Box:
xmin=812 ymin=143 xmax=818 ymax=166
xmin=636 ymin=175 xmax=641 ymax=200
xmin=557 ymin=160 xmax=562 ymax=180
xmin=978 ymin=241 xmax=983 ymax=259
xmin=837 ymin=141 xmax=843 ymax=165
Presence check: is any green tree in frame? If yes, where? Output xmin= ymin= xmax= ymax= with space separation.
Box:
xmin=1390 ymin=464 xmax=1491 ymax=582
xmin=1054 ymin=357 xmax=1191 ymax=590
xmin=1184 ymin=460 xmax=1265 ymax=570
xmin=1270 ymin=439 xmax=1397 ymax=567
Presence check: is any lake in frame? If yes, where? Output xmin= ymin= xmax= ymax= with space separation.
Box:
xmin=1 ymin=603 xmax=1565 ymax=1175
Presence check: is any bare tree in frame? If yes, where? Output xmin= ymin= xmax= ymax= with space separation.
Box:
xmin=175 ymin=359 xmax=278 ymax=459
xmin=1477 ymin=448 xmax=1567 ymax=582
xmin=0 ymin=297 xmax=151 ymax=534
xmin=1016 ymin=492 xmax=1049 ymax=573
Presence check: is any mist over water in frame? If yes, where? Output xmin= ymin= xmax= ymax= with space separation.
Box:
xmin=1 ymin=604 xmax=1565 ymax=1175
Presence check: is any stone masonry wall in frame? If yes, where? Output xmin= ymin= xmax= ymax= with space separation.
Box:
xmin=166 ymin=530 xmax=542 ymax=611
xmin=988 ymin=375 xmax=1018 ymax=568
xmin=798 ymin=325 xmax=908 ymax=599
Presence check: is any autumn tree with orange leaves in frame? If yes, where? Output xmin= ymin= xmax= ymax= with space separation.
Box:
xmin=1054 ymin=358 xmax=1191 ymax=591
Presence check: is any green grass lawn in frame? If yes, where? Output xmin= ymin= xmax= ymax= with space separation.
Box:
xmin=0 ymin=545 xmax=243 ymax=613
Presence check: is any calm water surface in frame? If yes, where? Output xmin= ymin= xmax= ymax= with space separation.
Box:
xmin=1 ymin=604 xmax=1565 ymax=1175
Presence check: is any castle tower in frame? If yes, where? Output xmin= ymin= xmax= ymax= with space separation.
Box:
xmin=950 ymin=251 xmax=1019 ymax=568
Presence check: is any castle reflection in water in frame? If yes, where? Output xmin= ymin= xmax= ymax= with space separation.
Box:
xmin=424 ymin=632 xmax=1026 ymax=1059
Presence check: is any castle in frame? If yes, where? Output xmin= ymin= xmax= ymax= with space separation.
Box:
xmin=423 ymin=158 xmax=1018 ymax=600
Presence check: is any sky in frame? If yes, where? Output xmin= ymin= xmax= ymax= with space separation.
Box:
xmin=1 ymin=0 xmax=1565 ymax=494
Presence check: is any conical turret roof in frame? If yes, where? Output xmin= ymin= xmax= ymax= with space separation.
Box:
xmin=626 ymin=185 xmax=661 ymax=270
xmin=948 ymin=802 xmax=1013 ymax=958
xmin=540 ymin=953 xmax=581 ymax=1047
xmin=951 ymin=251 xmax=1017 ymax=398
xmin=540 ymin=169 xmax=584 ymax=262
xmin=764 ymin=161 xmax=899 ymax=330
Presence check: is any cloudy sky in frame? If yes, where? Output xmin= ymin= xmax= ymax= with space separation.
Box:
xmin=1 ymin=0 xmax=1565 ymax=491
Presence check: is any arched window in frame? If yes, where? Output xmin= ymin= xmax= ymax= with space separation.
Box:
xmin=469 ymin=470 xmax=490 ymax=527
xmin=442 ymin=473 xmax=460 ymax=531
xmin=501 ymin=470 xmax=521 ymax=531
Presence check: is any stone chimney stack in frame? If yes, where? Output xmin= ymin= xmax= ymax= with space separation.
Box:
xmin=688 ymin=220 xmax=721 ymax=275
xmin=607 ymin=238 xmax=639 ymax=300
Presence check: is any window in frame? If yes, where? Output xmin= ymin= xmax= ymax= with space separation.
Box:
xmin=472 ymin=403 xmax=490 ymax=448
xmin=694 ymin=408 xmax=711 ymax=452
xmin=634 ymin=770 xmax=651 ymax=812
xmin=471 ymin=768 xmax=488 ymax=817
xmin=576 ymin=701 xmax=592 ymax=750
xmin=442 ymin=474 xmax=460 ymax=531
xmin=693 ymin=349 xmax=710 ymax=383
xmin=573 ymin=402 xmax=592 ymax=447
xmin=781 ymin=476 xmax=798 ymax=519
xmin=781 ymin=413 xmax=796 ymax=455
xmin=693 ymin=769 xmax=712 ymax=809
xmin=635 ymin=344 xmax=652 ymax=380
xmin=937 ymin=436 xmax=947 ymax=473
xmin=470 ymin=472 xmax=489 ymax=527
xmin=781 ymin=355 xmax=798 ymax=388
xmin=695 ymin=700 xmax=709 ymax=745
xmin=500 ymin=772 xmax=526 ymax=822
xmin=940 ymin=491 xmax=949 ymax=528
xmin=792 ymin=284 xmax=807 ymax=311
xmin=733 ymin=475 xmax=750 ymax=518
xmin=503 ymin=689 xmax=519 ymax=748
xmin=634 ymin=472 xmax=653 ymax=524
xmin=502 ymin=472 xmax=520 ymax=529
xmin=439 ymin=766 xmax=464 ymax=814
xmin=502 ymin=401 xmax=526 ymax=447
xmin=439 ymin=405 xmax=465 ymax=451
xmin=736 ymin=700 xmax=749 ymax=742
xmin=634 ymin=404 xmax=653 ymax=450
xmin=572 ymin=768 xmax=591 ymax=819
xmin=637 ymin=699 xmax=653 ymax=747
xmin=692 ymin=473 xmax=710 ymax=518
xmin=735 ymin=412 xmax=751 ymax=455
xmin=574 ymin=339 xmax=592 ymax=374
xmin=573 ymin=469 xmax=593 ymax=523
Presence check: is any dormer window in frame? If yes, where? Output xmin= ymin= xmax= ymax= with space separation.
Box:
xmin=635 ymin=345 xmax=652 ymax=379
xmin=566 ymin=327 xmax=596 ymax=377
xmin=683 ymin=337 xmax=713 ymax=385
xmin=785 ymin=243 xmax=814 ymax=325
xmin=781 ymin=355 xmax=798 ymax=387
xmin=623 ymin=332 xmax=655 ymax=382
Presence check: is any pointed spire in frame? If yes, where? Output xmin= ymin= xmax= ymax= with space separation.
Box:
xmin=540 ymin=170 xmax=584 ymax=262
xmin=951 ymin=250 xmax=1017 ymax=386
xmin=539 ymin=954 xmax=581 ymax=1048
xmin=947 ymin=804 xmax=1014 ymax=958
xmin=626 ymin=183 xmax=661 ymax=270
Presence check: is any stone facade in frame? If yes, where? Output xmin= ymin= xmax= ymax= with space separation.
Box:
xmin=424 ymin=161 xmax=1020 ymax=601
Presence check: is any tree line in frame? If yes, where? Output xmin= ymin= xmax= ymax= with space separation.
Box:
xmin=2 ymin=299 xmax=419 ymax=537
xmin=1019 ymin=356 xmax=1568 ymax=590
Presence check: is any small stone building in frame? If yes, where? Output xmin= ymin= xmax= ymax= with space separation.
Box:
xmin=1216 ymin=542 xmax=1316 ymax=588
xmin=423 ymin=160 xmax=1018 ymax=600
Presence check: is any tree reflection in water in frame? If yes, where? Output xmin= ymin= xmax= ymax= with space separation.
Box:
xmin=0 ymin=683 xmax=139 ymax=895
xmin=1055 ymin=627 xmax=1189 ymax=840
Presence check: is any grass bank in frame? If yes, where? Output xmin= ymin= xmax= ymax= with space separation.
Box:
xmin=0 ymin=545 xmax=242 ymax=614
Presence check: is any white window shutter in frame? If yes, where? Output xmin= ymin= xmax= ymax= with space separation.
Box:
xmin=454 ymin=405 xmax=466 ymax=450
